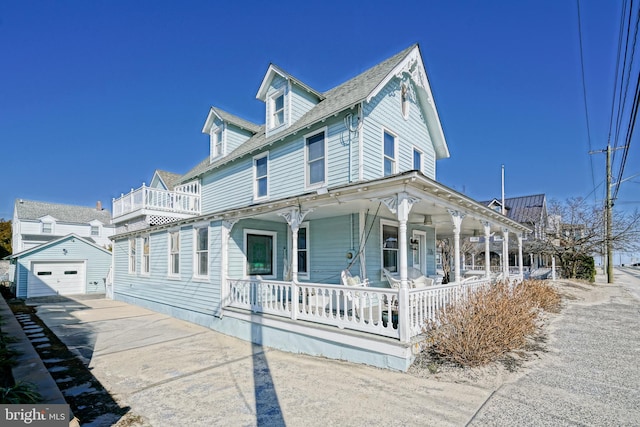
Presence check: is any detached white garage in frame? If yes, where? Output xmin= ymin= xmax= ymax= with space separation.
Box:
xmin=28 ymin=261 xmax=86 ymax=297
xmin=7 ymin=234 xmax=111 ymax=298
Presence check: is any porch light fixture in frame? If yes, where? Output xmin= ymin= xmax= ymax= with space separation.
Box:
xmin=62 ymin=249 xmax=68 ymax=255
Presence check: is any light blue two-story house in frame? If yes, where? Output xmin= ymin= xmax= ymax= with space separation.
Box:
xmin=111 ymin=44 xmax=529 ymax=371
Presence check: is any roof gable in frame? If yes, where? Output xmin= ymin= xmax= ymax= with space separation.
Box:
xmin=180 ymin=44 xmax=450 ymax=183
xmin=7 ymin=233 xmax=112 ymax=259
xmin=481 ymin=194 xmax=547 ymax=224
xmin=201 ymin=107 xmax=261 ymax=135
xmin=256 ymin=64 xmax=325 ymax=102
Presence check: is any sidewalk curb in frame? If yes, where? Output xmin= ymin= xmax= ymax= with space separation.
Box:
xmin=0 ymin=296 xmax=79 ymax=425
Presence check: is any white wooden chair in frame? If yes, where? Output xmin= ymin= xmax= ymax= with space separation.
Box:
xmin=341 ymin=270 xmax=380 ymax=323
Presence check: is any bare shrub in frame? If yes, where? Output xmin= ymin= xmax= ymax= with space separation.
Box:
xmin=426 ymin=280 xmax=556 ymax=367
xmin=518 ymin=279 xmax=561 ymax=313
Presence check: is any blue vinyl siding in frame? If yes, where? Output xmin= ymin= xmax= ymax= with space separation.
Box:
xmin=228 ymin=219 xmax=287 ymax=279
xmin=113 ymin=222 xmax=222 ymax=317
xmin=200 ymin=115 xmax=354 ymax=215
xmin=290 ymin=84 xmax=319 ymax=123
xmin=306 ymin=215 xmax=361 ymax=284
xmin=226 ymin=124 xmax=254 ymax=153
xmin=14 ymin=236 xmax=111 ymax=298
xmin=362 ymin=78 xmax=436 ymax=181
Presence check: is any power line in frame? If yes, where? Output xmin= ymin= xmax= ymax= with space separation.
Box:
xmin=576 ymin=0 xmax=598 ymax=203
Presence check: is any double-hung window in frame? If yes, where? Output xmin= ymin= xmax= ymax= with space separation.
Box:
xmin=42 ymin=222 xmax=52 ymax=234
xmin=129 ymin=238 xmax=136 ymax=274
xmin=91 ymin=225 xmax=99 ymax=236
xmin=195 ymin=226 xmax=208 ymax=277
xmin=413 ymin=148 xmax=423 ymax=172
xmin=254 ymin=153 xmax=268 ymax=199
xmin=381 ymin=222 xmax=399 ymax=273
xmin=306 ymin=130 xmax=326 ymax=187
xmin=245 ymin=230 xmax=276 ymax=278
xmin=383 ymin=130 xmax=396 ymax=176
xmin=169 ymin=231 xmax=180 ymax=276
xmin=297 ymin=224 xmax=309 ymax=277
xmin=212 ymin=127 xmax=224 ymax=158
xmin=271 ymin=92 xmax=285 ymax=128
xmin=142 ymin=236 xmax=150 ymax=274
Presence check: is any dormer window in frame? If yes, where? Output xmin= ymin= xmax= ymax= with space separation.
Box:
xmin=210 ymin=126 xmax=224 ymax=160
xmin=42 ymin=222 xmax=52 ymax=234
xmin=270 ymin=91 xmax=285 ymax=129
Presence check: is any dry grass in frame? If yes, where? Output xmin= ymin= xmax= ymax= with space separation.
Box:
xmin=425 ymin=280 xmax=560 ymax=367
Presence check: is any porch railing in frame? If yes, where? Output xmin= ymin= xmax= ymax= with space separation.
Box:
xmin=112 ymin=184 xmax=201 ymax=219
xmin=227 ymin=276 xmax=494 ymax=340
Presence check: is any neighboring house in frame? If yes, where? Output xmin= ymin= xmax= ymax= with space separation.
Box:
xmin=6 ymin=234 xmax=112 ymax=298
xmin=478 ymin=194 xmax=549 ymax=269
xmin=12 ymin=199 xmax=115 ymax=252
xmin=110 ymin=44 xmax=530 ymax=370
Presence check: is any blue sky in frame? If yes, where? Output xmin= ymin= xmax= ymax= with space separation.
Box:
xmin=1 ymin=0 xmax=638 ymax=223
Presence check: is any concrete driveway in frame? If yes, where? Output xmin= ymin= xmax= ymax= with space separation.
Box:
xmin=32 ymin=297 xmax=496 ymax=426
xmin=29 ymin=268 xmax=640 ymax=426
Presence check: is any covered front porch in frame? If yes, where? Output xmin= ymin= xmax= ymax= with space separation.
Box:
xmin=213 ymin=171 xmax=530 ymax=367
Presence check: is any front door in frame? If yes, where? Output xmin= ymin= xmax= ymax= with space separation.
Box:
xmin=412 ymin=231 xmax=427 ymax=273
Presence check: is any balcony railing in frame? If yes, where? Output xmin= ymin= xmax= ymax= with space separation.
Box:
xmin=112 ymin=184 xmax=201 ymax=220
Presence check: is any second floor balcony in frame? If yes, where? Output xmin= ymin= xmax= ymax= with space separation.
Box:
xmin=112 ymin=182 xmax=201 ymax=225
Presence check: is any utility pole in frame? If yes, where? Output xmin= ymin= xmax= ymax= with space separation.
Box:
xmin=589 ymin=144 xmax=625 ymax=284
xmin=605 ymin=144 xmax=613 ymax=284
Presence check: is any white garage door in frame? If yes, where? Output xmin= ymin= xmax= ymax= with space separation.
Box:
xmin=28 ymin=262 xmax=85 ymax=297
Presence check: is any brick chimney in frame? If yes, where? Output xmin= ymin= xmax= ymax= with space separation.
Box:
xmin=96 ymin=201 xmax=102 ymax=211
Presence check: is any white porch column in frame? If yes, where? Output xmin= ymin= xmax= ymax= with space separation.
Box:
xmin=449 ymin=210 xmax=466 ymax=283
xmin=481 ymin=220 xmax=491 ymax=279
xmin=502 ymin=227 xmax=509 ymax=279
xmin=382 ymin=192 xmax=419 ymax=343
xmin=279 ymin=208 xmax=313 ymax=321
xmin=517 ymin=233 xmax=524 ymax=281
xmin=220 ymin=219 xmax=238 ymax=316
xmin=552 ymin=256 xmax=556 ymax=280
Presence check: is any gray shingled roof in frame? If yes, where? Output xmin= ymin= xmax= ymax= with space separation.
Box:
xmin=14 ymin=199 xmax=113 ymax=224
xmin=481 ymin=194 xmax=546 ymax=224
xmin=156 ymin=170 xmax=183 ymax=191
xmin=179 ymin=44 xmax=418 ymax=183
xmin=210 ymin=107 xmax=262 ymax=134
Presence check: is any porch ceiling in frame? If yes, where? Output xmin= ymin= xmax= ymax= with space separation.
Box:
xmin=240 ymin=171 xmax=530 ymax=238
xmin=113 ymin=171 xmax=530 ymax=239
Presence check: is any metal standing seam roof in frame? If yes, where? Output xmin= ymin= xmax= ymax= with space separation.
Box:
xmin=481 ymin=194 xmax=547 ymax=224
xmin=179 ymin=44 xmax=419 ymax=184
xmin=14 ymin=199 xmax=113 ymax=224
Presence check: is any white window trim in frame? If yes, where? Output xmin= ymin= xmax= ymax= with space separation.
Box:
xmin=41 ymin=220 xmax=54 ymax=234
xmin=141 ymin=235 xmax=150 ymax=275
xmin=288 ymin=221 xmax=309 ymax=280
xmin=269 ymin=89 xmax=286 ymax=130
xmin=253 ymin=152 xmax=269 ymax=201
xmin=129 ymin=237 xmax=137 ymax=274
xmin=382 ymin=127 xmax=398 ymax=176
xmin=380 ymin=219 xmax=399 ymax=278
xmin=412 ymin=146 xmax=423 ymax=173
xmin=243 ymin=229 xmax=277 ymax=279
xmin=304 ymin=127 xmax=328 ymax=190
xmin=193 ymin=224 xmax=210 ymax=281
xmin=168 ymin=229 xmax=180 ymax=278
xmin=210 ymin=124 xmax=225 ymax=161
xmin=90 ymin=225 xmax=100 ymax=236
